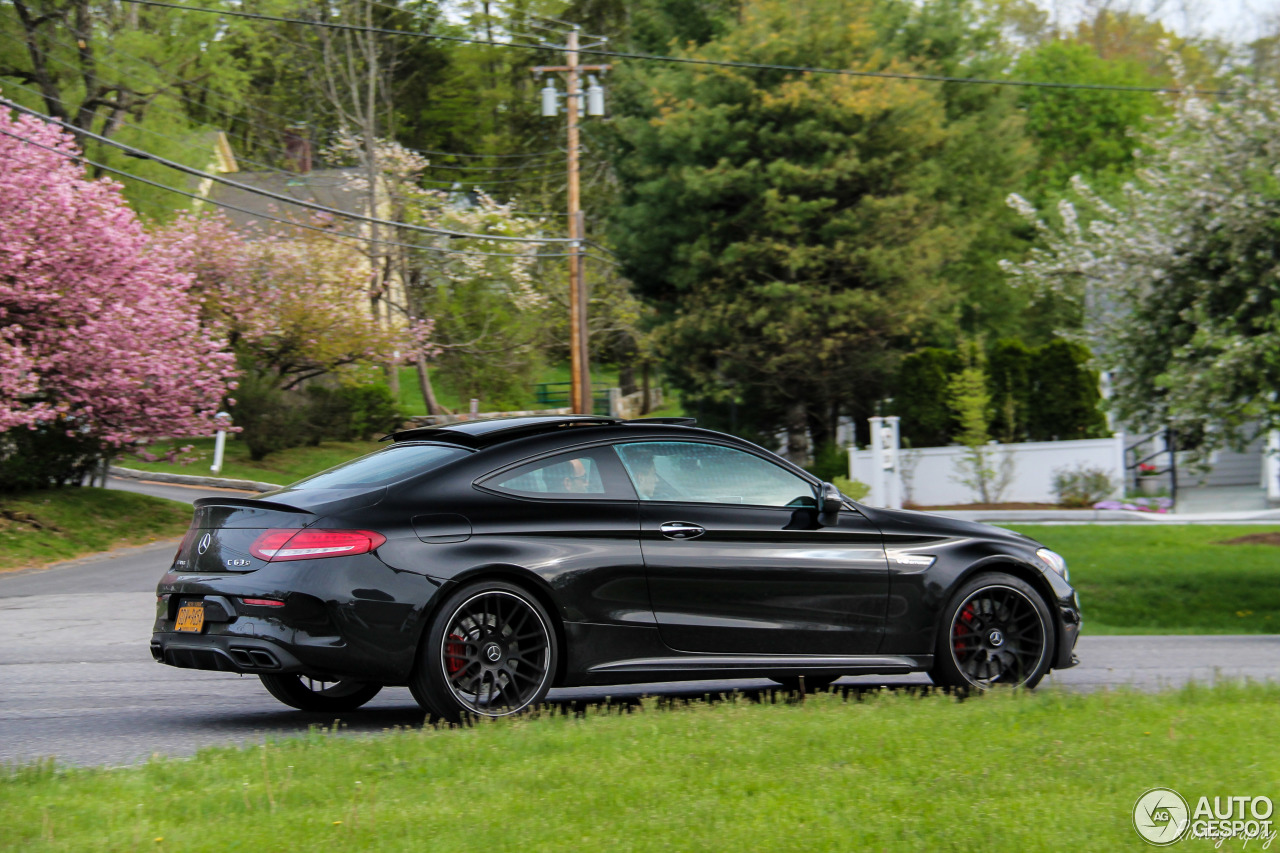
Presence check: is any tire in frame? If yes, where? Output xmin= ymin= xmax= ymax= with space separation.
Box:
xmin=258 ymin=673 xmax=383 ymax=712
xmin=929 ymin=572 xmax=1054 ymax=690
xmin=769 ymin=674 xmax=841 ymax=693
xmin=410 ymin=580 xmax=558 ymax=723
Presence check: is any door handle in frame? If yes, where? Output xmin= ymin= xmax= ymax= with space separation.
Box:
xmin=660 ymin=522 xmax=705 ymax=540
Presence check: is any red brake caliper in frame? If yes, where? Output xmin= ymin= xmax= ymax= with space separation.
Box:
xmin=446 ymin=633 xmax=466 ymax=675
xmin=954 ymin=603 xmax=975 ymax=656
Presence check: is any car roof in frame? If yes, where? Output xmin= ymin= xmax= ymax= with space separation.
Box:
xmin=383 ymin=415 xmax=698 ymax=449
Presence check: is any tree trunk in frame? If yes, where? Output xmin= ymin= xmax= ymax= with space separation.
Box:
xmin=619 ymin=360 xmax=638 ymax=396
xmin=417 ymin=355 xmax=449 ymax=416
xmin=386 ymin=361 xmax=400 ymax=398
xmin=785 ymin=401 xmax=810 ymax=467
xmin=806 ymin=408 xmax=832 ymax=454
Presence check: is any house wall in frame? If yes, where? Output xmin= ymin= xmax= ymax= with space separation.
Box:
xmin=850 ymin=437 xmax=1126 ymax=506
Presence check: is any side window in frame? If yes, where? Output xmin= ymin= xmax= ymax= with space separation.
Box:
xmin=484 ymin=448 xmax=628 ymax=499
xmin=615 ymin=441 xmax=817 ymax=508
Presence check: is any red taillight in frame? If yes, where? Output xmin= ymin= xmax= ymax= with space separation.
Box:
xmin=173 ymin=526 xmax=197 ymax=563
xmin=242 ymin=598 xmax=286 ymax=607
xmin=249 ymin=528 xmax=386 ymax=562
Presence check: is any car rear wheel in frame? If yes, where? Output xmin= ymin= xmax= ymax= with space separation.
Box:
xmin=929 ymin=572 xmax=1054 ymax=690
xmin=258 ymin=673 xmax=383 ymax=711
xmin=411 ymin=580 xmax=558 ymax=723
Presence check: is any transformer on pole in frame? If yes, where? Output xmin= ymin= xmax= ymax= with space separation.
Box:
xmin=531 ymin=28 xmax=610 ymax=414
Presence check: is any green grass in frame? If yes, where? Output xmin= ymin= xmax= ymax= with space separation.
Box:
xmin=117 ymin=438 xmax=383 ymax=487
xmin=0 ymin=488 xmax=191 ymax=571
xmin=1010 ymin=524 xmax=1280 ymax=635
xmin=2 ymin=684 xmax=1277 ymax=850
xmin=395 ymin=362 xmax=627 ymax=416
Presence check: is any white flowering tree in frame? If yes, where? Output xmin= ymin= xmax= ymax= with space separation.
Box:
xmin=400 ymin=190 xmax=550 ymax=412
xmin=1003 ymin=83 xmax=1280 ymax=462
xmin=324 ymin=130 xmax=551 ymax=413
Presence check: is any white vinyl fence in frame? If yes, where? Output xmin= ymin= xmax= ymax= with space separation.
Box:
xmin=850 ymin=436 xmax=1126 ymax=506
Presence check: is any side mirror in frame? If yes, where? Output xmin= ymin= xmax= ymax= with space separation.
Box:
xmin=819 ymin=482 xmax=842 ymax=523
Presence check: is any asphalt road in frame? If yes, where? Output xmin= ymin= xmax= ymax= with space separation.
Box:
xmin=1 ymin=478 xmax=1276 ymax=767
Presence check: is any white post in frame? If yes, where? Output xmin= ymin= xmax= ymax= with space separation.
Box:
xmin=1113 ymin=429 xmax=1127 ymax=498
xmin=885 ymin=415 xmax=902 ymax=509
xmin=1266 ymin=430 xmax=1280 ymax=503
xmin=470 ymin=398 xmax=479 ymax=420
xmin=210 ymin=411 xmax=230 ymax=475
xmin=868 ymin=416 xmax=886 ymax=507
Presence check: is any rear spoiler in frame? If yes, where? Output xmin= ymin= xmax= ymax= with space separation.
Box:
xmin=192 ymin=497 xmax=312 ymax=513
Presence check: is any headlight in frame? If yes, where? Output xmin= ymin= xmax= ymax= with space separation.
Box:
xmin=1036 ymin=548 xmax=1069 ymax=581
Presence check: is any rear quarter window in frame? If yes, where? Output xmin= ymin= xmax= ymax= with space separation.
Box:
xmin=288 ymin=443 xmax=469 ymax=490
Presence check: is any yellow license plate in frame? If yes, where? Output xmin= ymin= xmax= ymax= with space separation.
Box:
xmin=175 ymin=602 xmax=205 ymax=633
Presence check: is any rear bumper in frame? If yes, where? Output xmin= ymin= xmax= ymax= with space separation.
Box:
xmin=151 ymin=632 xmax=306 ymax=674
xmin=151 ymin=556 xmax=442 ymax=683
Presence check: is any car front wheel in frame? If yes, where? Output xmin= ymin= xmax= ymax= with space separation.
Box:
xmin=411 ymin=580 xmax=558 ymax=723
xmin=929 ymin=572 xmax=1054 ymax=690
xmin=258 ymin=673 xmax=383 ymax=712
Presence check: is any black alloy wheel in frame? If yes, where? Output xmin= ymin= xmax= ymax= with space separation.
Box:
xmin=411 ymin=581 xmax=557 ymax=722
xmin=258 ymin=673 xmax=383 ymax=712
xmin=930 ymin=573 xmax=1053 ymax=690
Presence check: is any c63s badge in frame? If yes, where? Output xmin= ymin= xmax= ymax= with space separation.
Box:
xmin=226 ymin=558 xmax=251 ymax=568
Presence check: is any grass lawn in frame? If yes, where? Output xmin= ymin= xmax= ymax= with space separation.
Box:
xmin=116 ymin=438 xmax=382 ymax=487
xmin=2 ymin=684 xmax=1277 ymax=850
xmin=0 ymin=488 xmax=191 ymax=572
xmin=1010 ymin=524 xmax=1280 ymax=635
xmin=395 ymin=362 xmax=626 ymax=416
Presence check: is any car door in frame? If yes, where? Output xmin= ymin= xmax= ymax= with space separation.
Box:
xmin=614 ymin=440 xmax=889 ymax=656
xmin=472 ymin=445 xmax=647 ymax=627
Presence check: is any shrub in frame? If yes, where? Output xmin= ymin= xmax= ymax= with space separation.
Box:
xmin=232 ymin=374 xmax=405 ymax=461
xmin=1028 ymin=340 xmax=1109 ymax=441
xmin=305 ymin=383 xmax=403 ymax=442
xmin=805 ymin=442 xmax=849 ymax=483
xmin=230 ymin=372 xmax=313 ymax=461
xmin=0 ymin=421 xmax=102 ymax=490
xmin=832 ymin=476 xmax=870 ymax=502
xmin=890 ymin=348 xmax=960 ymax=447
xmin=1053 ymin=463 xmax=1116 ymax=507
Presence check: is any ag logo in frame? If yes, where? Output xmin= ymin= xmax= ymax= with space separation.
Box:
xmin=1134 ymin=787 xmax=1190 ymax=846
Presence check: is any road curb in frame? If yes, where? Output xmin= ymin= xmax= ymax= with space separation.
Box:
xmin=932 ymin=508 xmax=1280 ymax=524
xmin=110 ymin=466 xmax=281 ymax=493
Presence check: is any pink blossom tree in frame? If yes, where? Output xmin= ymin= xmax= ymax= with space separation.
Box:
xmin=150 ymin=211 xmax=428 ymax=391
xmin=0 ymin=107 xmax=236 ymax=486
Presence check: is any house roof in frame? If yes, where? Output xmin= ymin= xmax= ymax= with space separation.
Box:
xmin=203 ymin=169 xmax=370 ymax=236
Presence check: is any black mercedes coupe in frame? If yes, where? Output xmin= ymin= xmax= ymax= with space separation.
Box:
xmin=151 ymin=415 xmax=1081 ymax=720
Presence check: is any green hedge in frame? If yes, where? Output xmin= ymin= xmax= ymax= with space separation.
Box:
xmin=892 ymin=338 xmax=1107 ymax=447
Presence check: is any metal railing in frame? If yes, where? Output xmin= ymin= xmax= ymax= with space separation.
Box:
xmin=1125 ymin=426 xmax=1178 ymax=507
xmin=532 ymin=381 xmax=613 ymax=416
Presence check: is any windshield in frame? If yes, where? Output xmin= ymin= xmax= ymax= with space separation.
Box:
xmin=288 ymin=443 xmax=469 ymax=490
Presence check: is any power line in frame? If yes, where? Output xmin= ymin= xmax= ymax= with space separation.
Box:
xmin=0 ymin=122 xmax=611 ymax=260
xmin=119 ymin=0 xmax=1228 ymax=97
xmin=421 ymin=172 xmax=561 ymax=187
xmin=425 ymin=159 xmax=555 ymax=172
xmin=0 ymin=97 xmax=573 ymax=244
xmin=419 ymin=147 xmax=557 ymax=160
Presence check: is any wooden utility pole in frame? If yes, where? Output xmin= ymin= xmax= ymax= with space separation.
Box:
xmin=533 ymin=28 xmax=609 ymax=415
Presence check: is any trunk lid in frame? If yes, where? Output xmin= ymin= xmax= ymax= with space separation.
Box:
xmin=173 ymin=498 xmax=315 ymax=574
